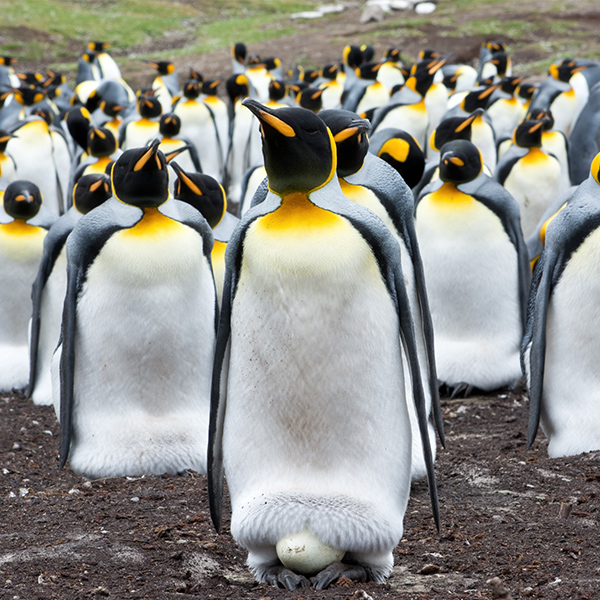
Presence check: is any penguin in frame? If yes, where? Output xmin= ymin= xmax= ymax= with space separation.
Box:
xmin=0 ymin=56 xmax=20 ymax=90
xmin=0 ymin=180 xmax=56 ymax=392
xmin=147 ymin=60 xmax=179 ymax=115
xmin=297 ymin=87 xmax=324 ymax=113
xmin=231 ymin=42 xmax=247 ymax=75
xmin=157 ymin=112 xmax=201 ymax=174
xmin=244 ymin=55 xmax=273 ymax=101
xmin=173 ymin=79 xmax=223 ymax=182
xmin=265 ymin=79 xmax=290 ymax=109
xmin=478 ymin=50 xmax=512 ymax=83
xmin=76 ymin=50 xmax=100 ymax=85
xmin=171 ymin=162 xmax=239 ymax=307
xmin=201 ymin=79 xmax=229 ymax=165
xmin=367 ymin=127 xmax=425 ymax=190
xmin=318 ymin=63 xmax=344 ymax=110
xmin=208 ymin=99 xmax=439 ymax=590
xmin=342 ymin=62 xmax=389 ymax=116
xmin=522 ymin=152 xmax=600 ymax=457
xmin=28 ymin=173 xmax=112 ymax=406
xmin=442 ymin=63 xmax=478 ymax=95
xmin=118 ymin=93 xmax=161 ymax=151
xmin=486 ymin=75 xmax=528 ymax=141
xmin=528 ymin=109 xmax=570 ymax=187
xmin=56 ymin=140 xmax=217 ymax=478
xmin=415 ymin=140 xmax=530 ymax=394
xmin=88 ymin=42 xmax=121 ymax=81
xmin=376 ymin=48 xmax=405 ymax=94
xmin=7 ymin=114 xmax=71 ymax=215
xmin=97 ymin=99 xmax=127 ymax=139
xmin=73 ymin=126 xmax=120 ymax=186
xmin=0 ymin=129 xmax=17 ymax=189
xmin=568 ymin=80 xmax=600 ymax=185
xmin=317 ymin=108 xmax=443 ymax=481
xmin=496 ymin=119 xmax=569 ymax=238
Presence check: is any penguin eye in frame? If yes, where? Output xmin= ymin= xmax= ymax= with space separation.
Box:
xmin=305 ymin=128 xmax=319 ymax=135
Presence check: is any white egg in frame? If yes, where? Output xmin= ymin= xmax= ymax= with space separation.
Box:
xmin=275 ymin=529 xmax=345 ymax=576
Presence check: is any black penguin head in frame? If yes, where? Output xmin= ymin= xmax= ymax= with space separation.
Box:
xmin=225 ymin=74 xmax=248 ymax=104
xmin=88 ymin=41 xmax=111 ymax=52
xmin=301 ymin=69 xmax=320 ymax=85
xmin=461 ymin=84 xmax=498 ymax=112
xmin=408 ymin=57 xmax=446 ymax=97
xmin=87 ymin=127 xmax=117 ymax=157
xmin=321 ymin=63 xmax=339 ymax=81
xmin=517 ymin=82 xmax=537 ymax=102
xmin=513 ymin=120 xmax=544 ymax=148
xmin=100 ymin=100 xmax=125 ymax=118
xmin=0 ymin=56 xmax=17 ymax=67
xmin=72 ymin=173 xmax=112 ymax=214
xmin=147 ymin=60 xmax=175 ymax=76
xmin=111 ymin=139 xmax=169 ymax=208
xmin=384 ymin=48 xmax=402 ymax=63
xmin=182 ymin=79 xmax=202 ymax=100
xmin=356 ymin=62 xmax=382 ymax=81
xmin=31 ymin=107 xmax=54 ymax=126
xmin=343 ymin=45 xmax=364 ymax=70
xmin=431 ymin=110 xmax=482 ymax=152
xmin=318 ymin=109 xmax=370 ymax=178
xmin=12 ymin=86 xmax=46 ymax=107
xmin=201 ymin=79 xmax=220 ymax=96
xmin=231 ymin=42 xmax=247 ymax=66
xmin=188 ymin=68 xmax=204 ymax=82
xmin=268 ymin=79 xmax=287 ymax=102
xmin=549 ymin=59 xmax=587 ymax=83
xmin=137 ymin=94 xmax=162 ymax=118
xmin=66 ymin=106 xmax=92 ymax=151
xmin=438 ymin=140 xmax=483 ymax=184
xmin=375 ymin=129 xmax=424 ymax=189
xmin=526 ymin=109 xmax=554 ymax=131
xmin=3 ymin=180 xmax=43 ymax=220
xmin=171 ymin=162 xmax=226 ymax=228
xmin=159 ymin=113 xmax=182 ymax=137
xmin=243 ymin=99 xmax=336 ymax=196
xmin=499 ymin=75 xmax=527 ymax=95
xmin=263 ymin=57 xmax=281 ymax=72
xmin=297 ymin=87 xmax=323 ymax=113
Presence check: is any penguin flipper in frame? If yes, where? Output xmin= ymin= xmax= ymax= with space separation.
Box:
xmin=27 ymin=224 xmax=71 ymax=399
xmin=525 ymin=250 xmax=553 ymax=447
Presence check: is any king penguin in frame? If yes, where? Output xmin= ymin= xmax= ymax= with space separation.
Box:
xmin=55 ymin=139 xmax=217 ymax=478
xmin=28 ymin=173 xmax=112 ymax=406
xmin=208 ymin=99 xmax=439 ymax=590
xmin=522 ymin=152 xmax=600 ymax=457
xmin=0 ymin=180 xmax=56 ymax=392
xmin=171 ymin=162 xmax=239 ymax=307
xmin=415 ymin=140 xmax=530 ymax=395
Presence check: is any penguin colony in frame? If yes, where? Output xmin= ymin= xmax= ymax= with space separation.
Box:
xmin=0 ymin=38 xmax=600 ymax=590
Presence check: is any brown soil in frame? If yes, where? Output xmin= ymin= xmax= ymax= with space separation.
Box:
xmin=2 ymin=383 xmax=599 ymax=600
xmin=2 ymin=2 xmax=600 ymax=599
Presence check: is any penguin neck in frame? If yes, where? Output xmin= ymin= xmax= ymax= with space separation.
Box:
xmin=0 ymin=218 xmax=42 ymax=235
xmin=260 ymin=191 xmax=340 ymax=233
xmin=123 ymin=205 xmax=178 ymax=237
xmin=429 ymin=180 xmax=474 ymax=208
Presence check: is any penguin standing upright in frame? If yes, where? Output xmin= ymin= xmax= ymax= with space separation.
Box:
xmin=56 ymin=140 xmax=217 ymax=478
xmin=118 ymin=92 xmax=161 ymax=151
xmin=523 ymin=152 xmax=600 ymax=457
xmin=0 ymin=180 xmax=56 ymax=391
xmin=496 ymin=119 xmax=569 ymax=238
xmin=208 ymin=100 xmax=439 ymax=590
xmin=147 ymin=60 xmax=179 ymax=115
xmin=28 ymin=173 xmax=111 ymax=406
xmin=201 ymin=79 xmax=229 ymax=166
xmin=486 ymin=75 xmax=528 ymax=140
xmin=88 ymin=42 xmax=121 ymax=81
xmin=415 ymin=140 xmax=530 ymax=394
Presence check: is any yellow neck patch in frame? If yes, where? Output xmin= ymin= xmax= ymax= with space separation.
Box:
xmin=257 ymin=192 xmax=341 ymax=234
xmin=379 ymin=137 xmax=411 ymax=162
xmin=522 ymin=147 xmax=547 ymax=165
xmin=0 ymin=220 xmax=44 ymax=237
xmin=121 ymin=207 xmax=180 ymax=238
xmin=426 ymin=181 xmax=475 ymax=210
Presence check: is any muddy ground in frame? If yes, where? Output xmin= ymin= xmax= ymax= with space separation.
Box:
xmin=2 ymin=1 xmax=600 ymax=599
xmin=1 ymin=382 xmax=599 ymax=600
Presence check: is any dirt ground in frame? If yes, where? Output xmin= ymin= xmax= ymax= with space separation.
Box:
xmin=2 ymin=2 xmax=600 ymax=600
xmin=2 ymin=383 xmax=599 ymax=600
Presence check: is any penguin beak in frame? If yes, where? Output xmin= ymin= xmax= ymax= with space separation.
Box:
xmin=134 ymin=139 xmax=163 ymax=171
xmin=441 ymin=152 xmax=464 ymax=167
xmin=164 ymin=146 xmax=193 ymax=164
xmin=333 ymin=118 xmax=371 ymax=143
xmin=242 ymin=98 xmax=296 ymax=138
xmin=14 ymin=192 xmax=33 ymax=203
xmin=455 ymin=112 xmax=477 ymax=133
xmin=173 ymin=164 xmax=204 ymax=196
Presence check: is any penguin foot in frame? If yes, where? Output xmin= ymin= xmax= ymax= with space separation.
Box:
xmin=449 ymin=382 xmax=474 ymax=399
xmin=264 ymin=565 xmax=310 ymax=590
xmin=310 ymin=561 xmax=372 ymax=590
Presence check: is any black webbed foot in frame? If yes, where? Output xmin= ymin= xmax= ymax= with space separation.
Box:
xmin=449 ymin=381 xmax=474 ymax=399
xmin=310 ymin=561 xmax=372 ymax=590
xmin=264 ymin=565 xmax=310 ymax=590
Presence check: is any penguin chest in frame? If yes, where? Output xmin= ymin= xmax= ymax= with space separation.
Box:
xmin=543 ymin=227 xmax=600 ymax=456
xmin=75 ymin=210 xmax=215 ymax=403
xmin=224 ymin=196 xmax=409 ymax=497
xmin=377 ymin=101 xmax=428 ymax=147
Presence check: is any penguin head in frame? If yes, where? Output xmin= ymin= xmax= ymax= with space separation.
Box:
xmin=231 ymin=42 xmax=247 ymax=66
xmin=360 ymin=44 xmax=375 ymax=63
xmin=111 ymin=139 xmax=169 ymax=208
xmin=430 ymin=110 xmax=481 ymax=152
xmin=318 ymin=109 xmax=370 ymax=178
xmin=527 ymin=109 xmax=554 ymax=131
xmin=182 ymin=79 xmax=202 ymax=100
xmin=268 ymin=79 xmax=287 ymax=103
xmin=263 ymin=57 xmax=281 ymax=72
xmin=73 ymin=173 xmax=112 ymax=215
xmin=513 ymin=119 xmax=544 ymax=148
xmin=499 ymin=75 xmax=527 ymax=95
xmin=201 ymin=79 xmax=221 ymax=96
xmin=343 ymin=45 xmax=364 ymax=70
xmin=147 ymin=60 xmax=175 ymax=76
xmin=137 ymin=94 xmax=162 ymax=119
xmin=100 ymin=100 xmax=125 ymax=119
xmin=356 ymin=62 xmax=382 ymax=81
xmin=87 ymin=126 xmax=118 ymax=157
xmin=242 ymin=99 xmax=336 ymax=196
xmin=384 ymin=48 xmax=402 ymax=63
xmin=438 ymin=140 xmax=483 ymax=184
xmin=12 ymin=86 xmax=46 ymax=107
xmin=31 ymin=107 xmax=54 ymax=126
xmin=517 ymin=82 xmax=537 ymax=102
xmin=66 ymin=106 xmax=92 ymax=151
xmin=3 ymin=180 xmax=43 ymax=221
xmin=375 ymin=129 xmax=424 ymax=189
xmin=549 ymin=59 xmax=588 ymax=83
xmin=225 ymin=74 xmax=249 ymax=104
xmin=461 ymin=83 xmax=498 ymax=113
xmin=297 ymin=87 xmax=323 ymax=113
xmin=321 ymin=63 xmax=339 ymax=81
xmin=408 ymin=57 xmax=446 ymax=97
xmin=88 ymin=41 xmax=111 ymax=53
xmin=171 ymin=162 xmax=226 ymax=228
xmin=301 ymin=69 xmax=320 ymax=85
xmin=159 ymin=113 xmax=182 ymax=138
xmin=0 ymin=56 xmax=17 ymax=67
xmin=188 ymin=68 xmax=204 ymax=82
